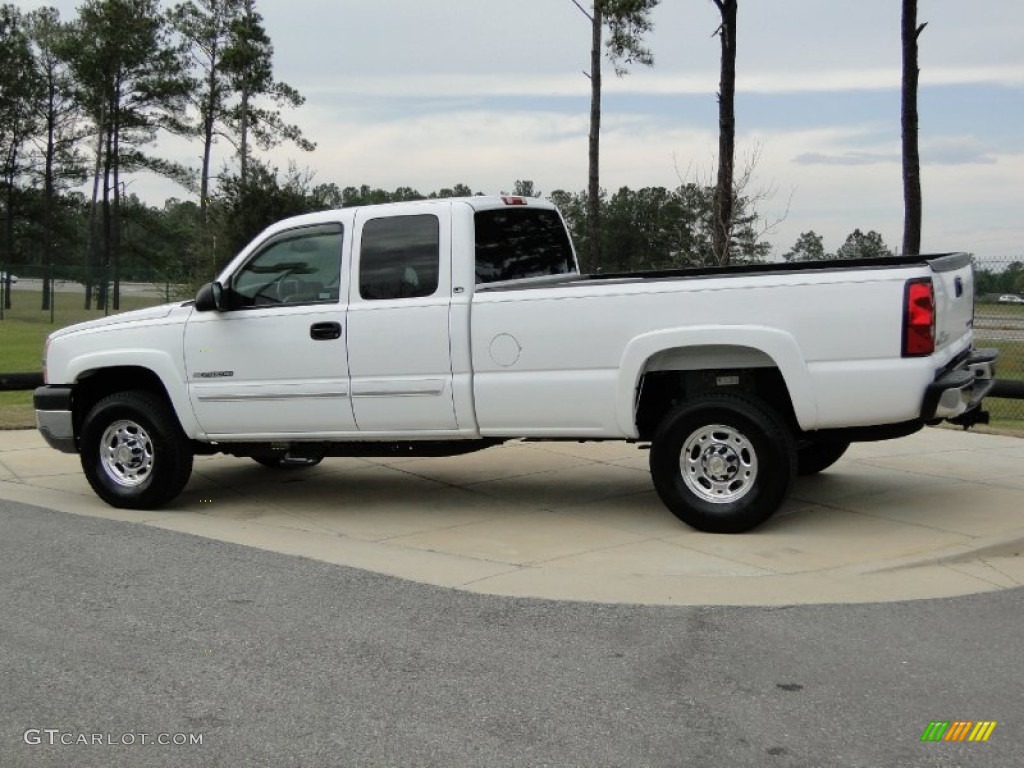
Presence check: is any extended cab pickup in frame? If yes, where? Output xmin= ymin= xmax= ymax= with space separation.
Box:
xmin=34 ymin=196 xmax=997 ymax=532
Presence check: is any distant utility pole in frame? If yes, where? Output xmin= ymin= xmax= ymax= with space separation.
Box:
xmin=901 ymin=0 xmax=926 ymax=256
xmin=710 ymin=0 xmax=737 ymax=266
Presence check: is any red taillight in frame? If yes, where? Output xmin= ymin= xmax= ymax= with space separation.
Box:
xmin=500 ymin=196 xmax=527 ymax=205
xmin=902 ymin=278 xmax=935 ymax=357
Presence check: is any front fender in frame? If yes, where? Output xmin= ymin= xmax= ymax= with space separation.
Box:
xmin=66 ymin=349 xmax=200 ymax=438
xmin=616 ymin=325 xmax=819 ymax=436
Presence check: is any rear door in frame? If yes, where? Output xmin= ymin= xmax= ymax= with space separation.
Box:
xmin=345 ymin=203 xmax=458 ymax=433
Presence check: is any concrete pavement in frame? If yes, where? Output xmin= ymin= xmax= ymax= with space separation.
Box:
xmin=0 ymin=426 xmax=1022 ymax=606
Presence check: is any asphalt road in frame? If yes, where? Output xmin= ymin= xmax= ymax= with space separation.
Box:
xmin=1 ymin=499 xmax=1021 ymax=768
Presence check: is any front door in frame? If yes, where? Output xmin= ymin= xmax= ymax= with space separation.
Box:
xmin=183 ymin=223 xmax=357 ymax=438
xmin=346 ymin=205 xmax=457 ymax=433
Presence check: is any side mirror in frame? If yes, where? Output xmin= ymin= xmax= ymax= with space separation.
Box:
xmin=194 ymin=281 xmax=225 ymax=312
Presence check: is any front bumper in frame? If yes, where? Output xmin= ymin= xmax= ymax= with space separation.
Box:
xmin=34 ymin=385 xmax=77 ymax=453
xmin=921 ymin=347 xmax=998 ymax=422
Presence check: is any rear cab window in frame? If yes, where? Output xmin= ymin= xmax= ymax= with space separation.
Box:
xmin=474 ymin=208 xmax=576 ymax=284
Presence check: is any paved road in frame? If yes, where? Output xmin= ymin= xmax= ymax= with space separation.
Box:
xmin=1 ymin=500 xmax=1020 ymax=768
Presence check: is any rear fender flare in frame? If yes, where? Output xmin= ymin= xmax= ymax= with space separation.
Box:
xmin=616 ymin=326 xmax=818 ymax=437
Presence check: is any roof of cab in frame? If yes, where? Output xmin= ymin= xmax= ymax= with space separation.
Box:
xmin=261 ymin=195 xmax=554 ymax=235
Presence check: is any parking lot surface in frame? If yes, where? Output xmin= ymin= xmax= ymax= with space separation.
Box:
xmin=0 ymin=427 xmax=1021 ymax=606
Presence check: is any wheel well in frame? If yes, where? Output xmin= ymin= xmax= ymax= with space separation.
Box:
xmin=72 ymin=367 xmax=174 ymax=435
xmin=635 ymin=366 xmax=797 ymax=441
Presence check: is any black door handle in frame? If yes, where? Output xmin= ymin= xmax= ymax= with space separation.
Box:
xmin=310 ymin=321 xmax=342 ymax=340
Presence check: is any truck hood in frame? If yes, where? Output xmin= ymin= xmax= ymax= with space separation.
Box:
xmin=50 ymin=301 xmax=190 ymax=339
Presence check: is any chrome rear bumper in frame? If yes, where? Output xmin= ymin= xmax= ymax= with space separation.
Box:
xmin=921 ymin=348 xmax=997 ymax=421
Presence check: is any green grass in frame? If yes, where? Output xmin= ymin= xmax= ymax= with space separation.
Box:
xmin=977 ymin=301 xmax=1024 ymax=322
xmin=972 ymin=337 xmax=1024 ymax=432
xmin=1 ymin=289 xmax=163 ymax=428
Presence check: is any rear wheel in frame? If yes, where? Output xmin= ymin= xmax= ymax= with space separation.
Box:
xmin=796 ymin=439 xmax=850 ymax=476
xmin=80 ymin=390 xmax=193 ymax=509
xmin=649 ymin=393 xmax=796 ymax=533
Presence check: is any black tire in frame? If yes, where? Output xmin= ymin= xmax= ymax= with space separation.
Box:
xmin=251 ymin=453 xmax=324 ymax=469
xmin=649 ymin=393 xmax=796 ymax=533
xmin=80 ymin=390 xmax=194 ymax=509
xmin=796 ymin=439 xmax=850 ymax=476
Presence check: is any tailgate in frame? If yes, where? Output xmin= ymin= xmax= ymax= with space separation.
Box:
xmin=926 ymin=253 xmax=975 ymax=353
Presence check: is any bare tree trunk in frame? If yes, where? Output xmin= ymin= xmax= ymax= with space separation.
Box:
xmin=711 ymin=0 xmax=737 ymax=266
xmin=200 ymin=61 xmax=217 ymax=231
xmin=42 ymin=74 xmax=56 ymax=311
xmin=112 ymin=102 xmax=121 ymax=311
xmin=99 ymin=107 xmax=114 ymax=312
xmin=86 ymin=120 xmax=104 ymax=310
xmin=2 ymin=146 xmax=14 ymax=311
xmin=586 ymin=2 xmax=602 ymax=274
xmin=239 ymin=88 xmax=249 ymax=187
xmin=238 ymin=0 xmax=256 ymax=189
xmin=901 ymin=0 xmax=924 ymax=256
xmin=2 ymin=144 xmax=14 ymax=313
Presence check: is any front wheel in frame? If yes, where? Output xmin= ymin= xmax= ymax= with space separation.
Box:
xmin=80 ymin=390 xmax=194 ymax=510
xmin=649 ymin=393 xmax=796 ymax=533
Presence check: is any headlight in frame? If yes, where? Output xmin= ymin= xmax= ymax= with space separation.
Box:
xmin=42 ymin=337 xmax=51 ymax=384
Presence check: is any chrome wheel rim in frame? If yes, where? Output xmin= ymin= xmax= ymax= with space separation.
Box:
xmin=680 ymin=423 xmax=758 ymax=504
xmin=99 ymin=419 xmax=154 ymax=488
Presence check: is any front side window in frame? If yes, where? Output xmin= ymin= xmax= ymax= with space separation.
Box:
xmin=230 ymin=225 xmax=343 ymax=308
xmin=359 ymin=215 xmax=440 ymax=300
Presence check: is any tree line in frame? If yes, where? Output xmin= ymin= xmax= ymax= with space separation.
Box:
xmin=575 ymin=0 xmax=927 ymax=269
xmin=1 ymin=0 xmax=312 ymax=310
xmin=0 ymin=0 xmax=949 ymax=311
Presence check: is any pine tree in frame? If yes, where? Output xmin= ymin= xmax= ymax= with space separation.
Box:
xmin=572 ymin=0 xmax=659 ymax=273
xmin=221 ymin=0 xmax=314 ymax=189
xmin=69 ymin=0 xmax=189 ymax=308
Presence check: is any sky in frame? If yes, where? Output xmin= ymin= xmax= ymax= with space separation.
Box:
xmin=19 ymin=0 xmax=1024 ymax=262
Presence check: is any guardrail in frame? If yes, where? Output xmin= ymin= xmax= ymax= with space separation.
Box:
xmin=0 ymin=372 xmax=44 ymax=391
xmin=992 ymin=379 xmax=1024 ymax=399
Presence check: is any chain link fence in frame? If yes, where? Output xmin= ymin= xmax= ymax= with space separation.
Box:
xmin=0 ymin=265 xmax=185 ymax=324
xmin=973 ymin=256 xmax=1024 ymax=428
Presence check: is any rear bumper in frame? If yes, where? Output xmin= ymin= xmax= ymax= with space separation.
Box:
xmin=34 ymin=385 xmax=77 ymax=453
xmin=921 ymin=347 xmax=997 ymax=421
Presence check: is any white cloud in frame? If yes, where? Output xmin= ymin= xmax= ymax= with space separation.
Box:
xmin=17 ymin=0 xmax=1023 ymax=262
xmin=300 ymin=65 xmax=1024 ymax=102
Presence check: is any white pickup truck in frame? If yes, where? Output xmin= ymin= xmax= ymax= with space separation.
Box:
xmin=34 ymin=196 xmax=996 ymax=532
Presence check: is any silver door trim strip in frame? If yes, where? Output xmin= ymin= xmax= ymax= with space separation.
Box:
xmin=196 ymin=391 xmax=349 ymax=402
xmin=351 ymin=390 xmax=442 ymax=398
xmin=351 ymin=378 xmax=447 ymax=398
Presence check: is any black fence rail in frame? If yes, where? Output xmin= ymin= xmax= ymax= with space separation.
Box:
xmin=0 ymin=265 xmax=186 ymax=323
xmin=0 ymin=373 xmax=43 ymax=392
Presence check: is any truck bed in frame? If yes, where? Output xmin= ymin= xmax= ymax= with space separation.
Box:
xmin=475 ymin=253 xmax=971 ymax=293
